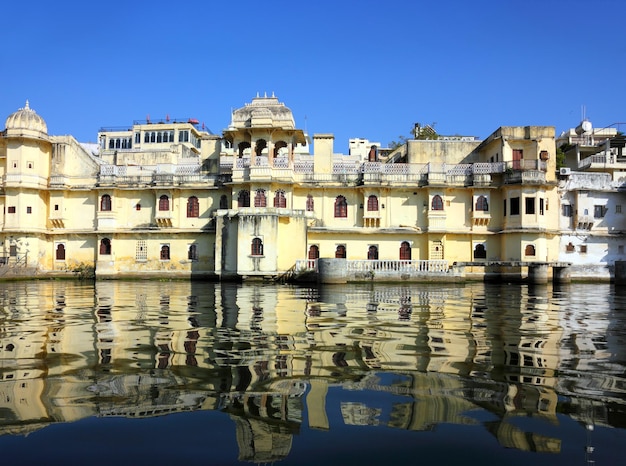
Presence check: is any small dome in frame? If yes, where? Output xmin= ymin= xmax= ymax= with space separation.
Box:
xmin=5 ymin=100 xmax=48 ymax=134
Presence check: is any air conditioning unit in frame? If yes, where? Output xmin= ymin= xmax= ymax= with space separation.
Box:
xmin=560 ymin=167 xmax=571 ymax=176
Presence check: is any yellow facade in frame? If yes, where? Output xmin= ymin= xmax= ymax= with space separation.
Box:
xmin=0 ymin=96 xmax=563 ymax=281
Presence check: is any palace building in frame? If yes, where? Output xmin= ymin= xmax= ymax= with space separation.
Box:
xmin=0 ymin=95 xmax=623 ymax=282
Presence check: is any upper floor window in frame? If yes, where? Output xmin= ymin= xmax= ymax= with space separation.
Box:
xmin=561 ymin=204 xmax=574 ymax=217
xmin=475 ymin=195 xmax=488 ymax=211
xmin=251 ymin=238 xmax=263 ymax=256
xmin=179 ymin=130 xmax=189 ymax=143
xmin=100 ymin=194 xmax=112 ymax=212
xmin=159 ymin=195 xmax=170 ymax=211
xmin=510 ymin=197 xmax=520 ymax=216
xmin=367 ymin=245 xmax=379 ymax=260
xmin=524 ymin=244 xmax=536 ymax=256
xmin=335 ymin=244 xmax=346 ymax=259
xmin=594 ymin=205 xmax=606 ymax=218
xmin=334 ymin=196 xmax=348 ymax=218
xmin=308 ymin=245 xmax=320 ymax=260
xmin=431 ymin=195 xmax=443 ymax=211
xmin=306 ymin=194 xmax=314 ymax=212
xmin=274 ymin=190 xmax=286 ymax=208
xmin=367 ymin=195 xmax=379 ymax=211
xmin=187 ymin=196 xmax=199 ymax=217
xmin=238 ymin=190 xmax=250 ymax=208
xmin=525 ymin=197 xmax=535 ymax=215
xmin=219 ymin=194 xmax=229 ymax=209
xmin=254 ymin=189 xmax=267 ymax=208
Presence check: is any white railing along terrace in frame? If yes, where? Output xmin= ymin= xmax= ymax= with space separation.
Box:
xmin=220 ymin=159 xmax=508 ymax=176
xmin=295 ymin=259 xmax=449 ymax=274
xmin=348 ymin=260 xmax=449 ymax=273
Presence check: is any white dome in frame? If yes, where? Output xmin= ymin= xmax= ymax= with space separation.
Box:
xmin=5 ymin=100 xmax=48 ymax=134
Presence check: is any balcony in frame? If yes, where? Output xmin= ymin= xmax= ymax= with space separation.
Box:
xmin=575 ymin=215 xmax=594 ymax=230
xmin=579 ymin=153 xmax=626 ymax=171
xmin=427 ymin=210 xmax=447 ymax=231
xmin=49 ymin=210 xmax=65 ymax=228
xmin=155 ymin=210 xmax=173 ymax=227
xmin=471 ymin=211 xmax=491 ymax=228
xmin=96 ymin=211 xmax=117 ymax=230
xmin=363 ymin=211 xmax=381 ymax=228
xmin=504 ymin=160 xmax=548 ymax=185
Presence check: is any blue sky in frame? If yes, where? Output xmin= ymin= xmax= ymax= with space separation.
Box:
xmin=1 ymin=0 xmax=625 ymax=152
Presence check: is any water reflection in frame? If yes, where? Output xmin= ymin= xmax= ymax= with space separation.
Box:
xmin=0 ymin=281 xmax=624 ymax=464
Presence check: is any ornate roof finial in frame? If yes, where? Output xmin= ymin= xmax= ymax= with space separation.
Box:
xmin=25 ymin=100 xmax=30 ymax=110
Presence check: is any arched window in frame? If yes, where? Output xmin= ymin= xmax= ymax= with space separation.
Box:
xmin=308 ymin=245 xmax=319 ymax=260
xmin=160 ymin=244 xmax=170 ymax=260
xmin=255 ymin=139 xmax=267 ymax=156
xmin=431 ymin=195 xmax=444 ymax=211
xmin=306 ymin=194 xmax=314 ymax=212
xmin=100 ymin=238 xmax=111 ymax=255
xmin=219 ymin=194 xmax=229 ymax=209
xmin=475 ymin=195 xmax=489 ymax=211
xmin=474 ymin=243 xmax=487 ymax=259
xmin=238 ymin=190 xmax=250 ymax=207
xmin=100 ymin=194 xmax=112 ymax=212
xmin=159 ymin=195 xmax=170 ymax=211
xmin=367 ymin=195 xmax=379 ymax=211
xmin=367 ymin=245 xmax=379 ymax=260
xmin=56 ymin=244 xmax=66 ymax=260
xmin=399 ymin=241 xmax=411 ymax=260
xmin=334 ymin=195 xmax=348 ymax=218
xmin=273 ymin=140 xmax=288 ymax=157
xmin=525 ymin=244 xmax=536 ymax=256
xmin=238 ymin=141 xmax=251 ymax=158
xmin=274 ymin=190 xmax=286 ymax=208
xmin=188 ymin=244 xmax=198 ymax=261
xmin=187 ymin=196 xmax=199 ymax=217
xmin=251 ymin=238 xmax=263 ymax=256
xmin=254 ymin=189 xmax=266 ymax=207
xmin=335 ymin=245 xmax=346 ymax=259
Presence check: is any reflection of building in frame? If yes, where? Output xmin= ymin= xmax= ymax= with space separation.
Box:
xmin=0 ymin=280 xmax=623 ymax=461
xmin=233 ymin=417 xmax=293 ymax=463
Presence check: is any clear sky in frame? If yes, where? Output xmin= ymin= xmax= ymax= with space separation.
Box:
xmin=1 ymin=0 xmax=624 ymax=153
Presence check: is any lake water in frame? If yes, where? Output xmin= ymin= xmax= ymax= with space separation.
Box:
xmin=0 ymin=280 xmax=624 ymax=465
